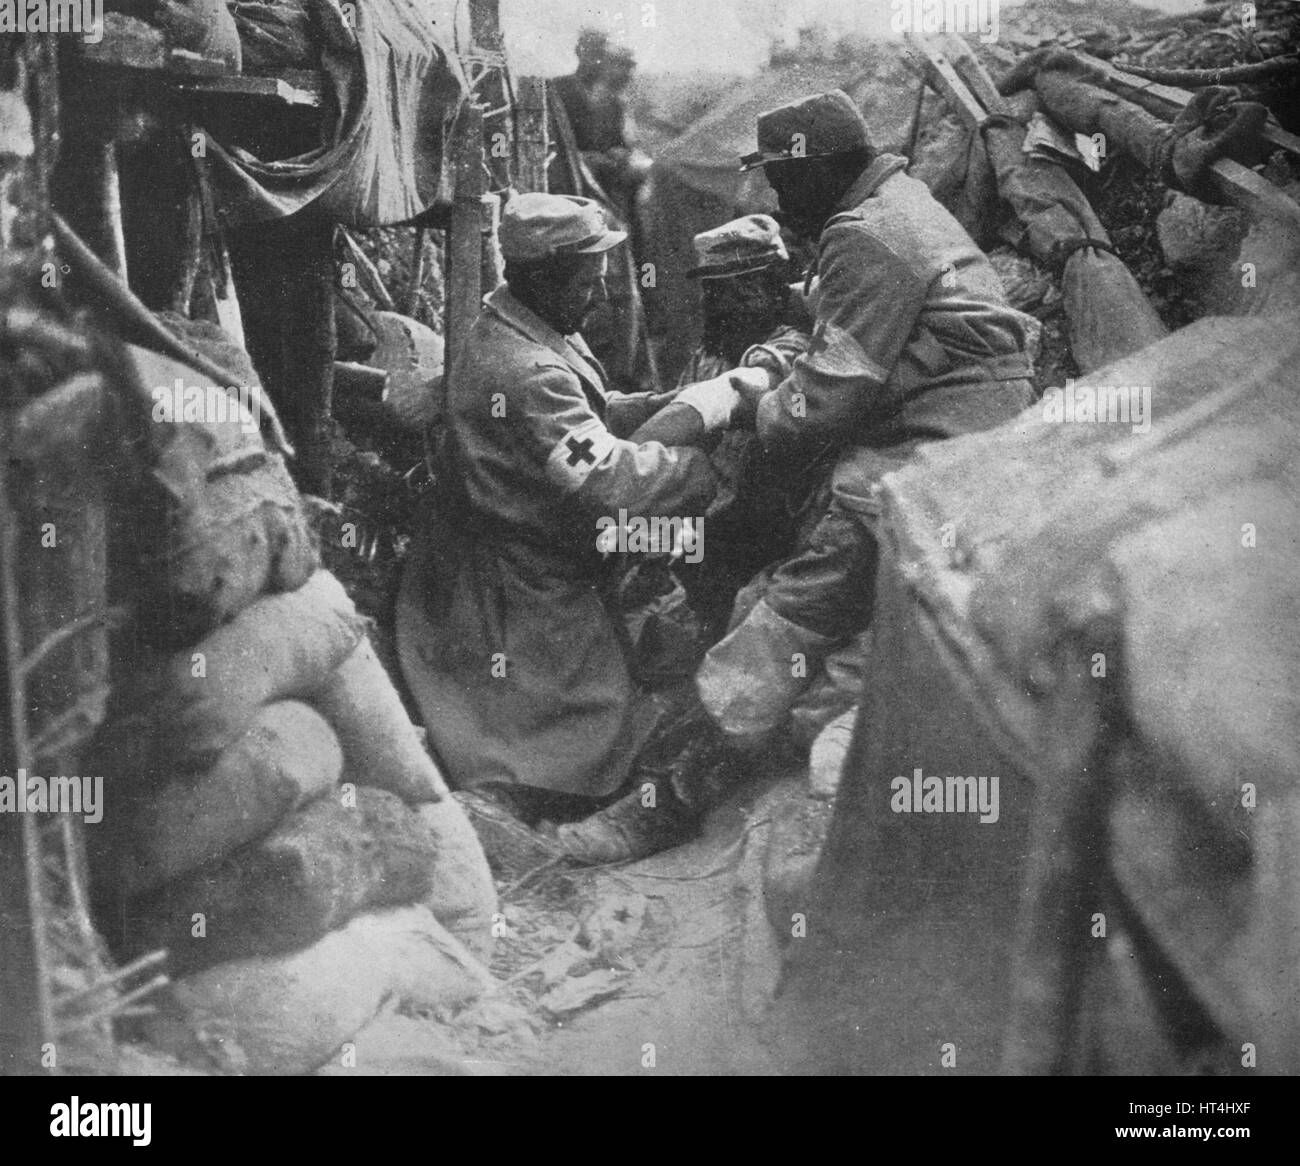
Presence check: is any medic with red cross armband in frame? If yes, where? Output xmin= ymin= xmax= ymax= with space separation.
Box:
xmin=397 ymin=193 xmax=741 ymax=816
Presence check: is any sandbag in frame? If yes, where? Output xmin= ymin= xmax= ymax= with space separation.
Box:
xmin=142 ymin=905 xmax=493 ymax=1075
xmin=130 ymin=788 xmax=439 ymax=973
xmin=137 ymin=569 xmax=366 ymax=765
xmin=310 ymin=636 xmax=447 ymax=805
xmin=416 ymin=798 xmax=497 ymax=960
xmin=1060 ymin=249 xmax=1169 ymax=373
xmin=95 ymin=700 xmax=342 ymax=900
xmin=122 ymin=342 xmax=318 ymax=646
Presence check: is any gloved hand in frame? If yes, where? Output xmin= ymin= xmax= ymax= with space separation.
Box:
xmin=726 ymin=366 xmax=777 ymax=430
xmin=673 ymin=373 xmax=743 ymax=431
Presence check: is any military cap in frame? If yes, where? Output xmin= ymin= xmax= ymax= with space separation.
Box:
xmin=687 ymin=214 xmax=789 ymax=279
xmin=499 ymin=193 xmax=627 ymax=262
xmin=740 ymin=89 xmax=873 ymax=170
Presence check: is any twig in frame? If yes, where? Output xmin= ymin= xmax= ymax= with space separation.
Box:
xmin=20 ymin=605 xmax=124 ymax=678
xmin=55 ymin=974 xmax=170 ymax=1035
xmin=28 ymin=685 xmax=110 ymax=758
xmin=53 ymin=949 xmax=168 ymax=1009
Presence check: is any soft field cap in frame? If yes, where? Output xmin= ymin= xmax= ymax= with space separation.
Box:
xmin=688 ymin=214 xmax=789 ymax=279
xmin=740 ymin=90 xmax=873 ymax=170
xmin=500 ymin=193 xmax=627 ymax=261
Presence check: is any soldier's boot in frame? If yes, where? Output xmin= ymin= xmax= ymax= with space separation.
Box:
xmin=556 ymin=702 xmax=748 ymax=866
xmin=554 ymin=781 xmax=700 ymax=866
xmin=696 ymin=598 xmax=839 ymax=750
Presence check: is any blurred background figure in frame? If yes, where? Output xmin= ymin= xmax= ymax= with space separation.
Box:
xmin=550 ymin=28 xmax=653 ymax=259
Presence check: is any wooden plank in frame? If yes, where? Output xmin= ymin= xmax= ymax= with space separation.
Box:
xmin=904 ymin=34 xmax=986 ymax=131
xmin=406 ymin=227 xmax=426 ymax=317
xmin=172 ymin=73 xmax=323 ymax=108
xmin=1207 ymin=157 xmax=1300 ymax=226
xmin=941 ymin=34 xmax=1008 ymax=116
xmin=514 ymin=76 xmax=550 ymax=194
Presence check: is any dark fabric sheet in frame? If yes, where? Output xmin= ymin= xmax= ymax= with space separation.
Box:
xmin=203 ymin=0 xmax=467 ymax=228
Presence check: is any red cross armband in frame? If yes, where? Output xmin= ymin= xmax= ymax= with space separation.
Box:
xmin=545 ymin=417 xmax=619 ymax=492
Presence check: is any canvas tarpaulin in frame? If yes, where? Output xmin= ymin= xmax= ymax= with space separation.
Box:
xmin=202 ymin=0 xmax=468 ymax=228
xmin=773 ymin=314 xmax=1300 ymax=1074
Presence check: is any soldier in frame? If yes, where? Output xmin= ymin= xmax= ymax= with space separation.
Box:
xmin=676 ymin=213 xmax=808 ymax=388
xmin=396 ymin=193 xmax=744 ymax=845
xmin=550 ymin=30 xmax=652 ymax=223
xmin=673 ymin=213 xmax=812 ymax=641
xmin=697 ymin=90 xmax=1039 ymax=759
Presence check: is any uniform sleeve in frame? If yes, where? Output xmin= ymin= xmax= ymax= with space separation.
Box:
xmin=741 ymin=324 xmax=812 ymax=383
xmin=757 ymin=225 xmax=927 ymax=447
xmin=519 ymin=362 xmax=718 ymax=521
xmin=605 ymin=390 xmax=662 ymax=438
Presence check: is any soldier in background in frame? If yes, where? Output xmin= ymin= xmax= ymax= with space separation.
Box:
xmin=550 ymin=29 xmax=652 ymax=255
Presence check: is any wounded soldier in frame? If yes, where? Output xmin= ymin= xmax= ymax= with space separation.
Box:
xmin=670 ymin=214 xmax=813 ymax=643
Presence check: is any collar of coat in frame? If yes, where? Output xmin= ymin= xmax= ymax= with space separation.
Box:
xmin=800 ymin=152 xmax=911 ymax=294
xmin=831 ymin=151 xmax=909 ymax=217
xmin=484 ymin=285 xmax=610 ymax=395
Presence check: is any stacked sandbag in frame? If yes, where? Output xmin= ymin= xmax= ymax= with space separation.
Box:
xmin=88 ymin=345 xmax=499 ymax=1071
xmin=118 ymin=341 xmax=319 ymax=649
xmin=102 ymin=699 xmax=344 ymax=900
xmin=90 ymin=568 xmax=499 ymax=1070
xmin=92 ymin=569 xmax=496 ymax=959
xmin=127 ymin=789 xmax=443 ymax=973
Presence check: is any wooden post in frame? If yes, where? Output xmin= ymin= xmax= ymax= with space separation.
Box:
xmin=514 ymin=76 xmax=550 ymax=193
xmin=230 ymin=215 xmax=335 ymax=495
xmin=0 ymin=421 xmax=52 ymax=1076
xmin=446 ymin=104 xmax=487 ymax=385
xmin=406 ymin=227 xmax=426 ymax=317
xmin=294 ymin=219 xmax=336 ymax=498
xmin=0 ymin=39 xmax=55 ymax=1078
xmin=480 ymin=192 xmax=503 ymax=295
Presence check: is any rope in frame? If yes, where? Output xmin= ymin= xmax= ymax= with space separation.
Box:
xmin=1053 ymin=237 xmax=1123 ymax=270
